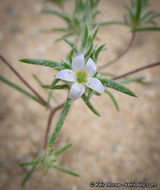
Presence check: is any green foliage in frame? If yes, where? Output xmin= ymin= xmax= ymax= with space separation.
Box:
xmin=42 ymin=0 xmax=101 ymax=41
xmin=104 ymin=89 xmax=119 ymax=112
xmin=2 ymin=0 xmax=156 ymax=186
xmin=20 ymin=143 xmax=79 ymax=187
xmin=54 ymin=143 xmax=72 ymax=155
xmin=20 ymin=58 xmax=71 ymax=71
xmin=99 ymin=77 xmax=137 ymax=97
xmin=21 ymin=165 xmax=37 ymax=187
xmin=0 ymin=75 xmax=45 ymax=106
xmin=133 ymin=27 xmax=160 ymax=32
xmin=42 ymin=84 xmax=69 ymax=89
xmin=32 ymin=74 xmax=59 ymax=105
xmin=46 ymin=0 xmax=69 ymax=8
xmin=48 ymin=98 xmax=72 ymax=147
xmin=100 ymin=0 xmax=160 ymax=32
xmin=124 ymin=0 xmax=160 ymax=31
xmin=53 ymin=165 xmax=80 ymax=176
xmin=81 ymin=94 xmax=100 ymax=116
xmin=79 ymin=26 xmax=106 ymax=63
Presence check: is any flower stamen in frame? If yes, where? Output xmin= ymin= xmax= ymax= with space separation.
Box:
xmin=76 ymin=71 xmax=88 ymax=84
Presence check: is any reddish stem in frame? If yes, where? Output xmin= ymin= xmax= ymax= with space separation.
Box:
xmin=98 ymin=32 xmax=136 ymax=70
xmin=0 ymin=54 xmax=49 ymax=107
xmin=112 ymin=62 xmax=160 ymax=80
xmin=44 ymin=103 xmax=64 ymax=149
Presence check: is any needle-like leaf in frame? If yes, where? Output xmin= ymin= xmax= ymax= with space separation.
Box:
xmin=104 ymin=89 xmax=119 ymax=112
xmin=54 ymin=143 xmax=72 ymax=156
xmin=0 ymin=75 xmax=45 ymax=106
xmin=53 ymin=165 xmax=79 ymax=177
xmin=81 ymin=94 xmax=100 ymax=116
xmin=99 ymin=77 xmax=137 ymax=97
xmin=21 ymin=165 xmax=37 ymax=187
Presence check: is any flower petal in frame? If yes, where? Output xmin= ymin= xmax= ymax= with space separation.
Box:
xmin=86 ymin=77 xmax=104 ymax=93
xmin=72 ymin=55 xmax=85 ymax=71
xmin=69 ymin=83 xmax=85 ymax=99
xmin=85 ymin=58 xmax=96 ymax=77
xmin=56 ymin=69 xmax=74 ymax=82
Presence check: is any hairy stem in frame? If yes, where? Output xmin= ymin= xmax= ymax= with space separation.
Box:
xmin=112 ymin=62 xmax=160 ymax=80
xmin=0 ymin=54 xmax=49 ymax=107
xmin=44 ymin=103 xmax=64 ymax=149
xmin=48 ymin=98 xmax=72 ymax=148
xmin=98 ymin=32 xmax=136 ymax=70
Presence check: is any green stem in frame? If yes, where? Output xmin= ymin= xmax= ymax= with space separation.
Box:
xmin=48 ymin=98 xmax=72 ymax=147
xmin=44 ymin=103 xmax=64 ymax=149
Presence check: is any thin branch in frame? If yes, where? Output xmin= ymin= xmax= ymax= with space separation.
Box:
xmin=0 ymin=54 xmax=49 ymax=107
xmin=44 ymin=103 xmax=64 ymax=149
xmin=98 ymin=32 xmax=136 ymax=70
xmin=112 ymin=62 xmax=160 ymax=80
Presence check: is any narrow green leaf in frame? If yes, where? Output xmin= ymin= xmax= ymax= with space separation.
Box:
xmin=21 ymin=165 xmax=37 ymax=187
xmin=119 ymin=76 xmax=147 ymax=84
xmin=84 ymin=41 xmax=93 ymax=59
xmin=87 ymin=89 xmax=94 ymax=102
xmin=63 ymin=38 xmax=77 ymax=50
xmin=94 ymin=44 xmax=105 ymax=61
xmin=81 ymin=94 xmax=100 ymax=116
xmin=51 ymin=84 xmax=69 ymax=89
xmin=146 ymin=12 xmax=160 ymax=22
xmin=99 ymin=77 xmax=137 ymax=97
xmin=67 ymin=47 xmax=77 ymax=64
xmin=0 ymin=75 xmax=45 ymax=106
xmin=141 ymin=11 xmax=155 ymax=23
xmin=99 ymin=72 xmax=117 ymax=78
xmin=124 ymin=5 xmax=134 ymax=21
xmin=19 ymin=160 xmax=40 ymax=167
xmin=50 ymin=78 xmax=60 ymax=88
xmin=42 ymin=84 xmax=69 ymax=89
xmin=48 ymin=98 xmax=72 ymax=147
xmin=53 ymin=165 xmax=80 ymax=177
xmin=56 ymin=32 xmax=74 ymax=42
xmin=135 ymin=0 xmax=142 ymax=22
xmin=104 ymin=89 xmax=119 ymax=112
xmin=48 ymin=28 xmax=68 ymax=32
xmin=20 ymin=58 xmax=62 ymax=70
xmin=81 ymin=25 xmax=89 ymax=49
xmin=54 ymin=143 xmax=72 ymax=156
xmin=99 ymin=20 xmax=125 ymax=26
xmin=42 ymin=28 xmax=68 ymax=33
xmin=42 ymin=9 xmax=71 ymax=23
xmin=91 ymin=27 xmax=98 ymax=41
xmin=133 ymin=27 xmax=160 ymax=32
xmin=32 ymin=74 xmax=59 ymax=105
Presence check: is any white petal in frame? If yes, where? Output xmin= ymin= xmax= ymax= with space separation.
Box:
xmin=56 ymin=69 xmax=74 ymax=82
xmin=85 ymin=58 xmax=96 ymax=77
xmin=69 ymin=83 xmax=85 ymax=99
xmin=86 ymin=77 xmax=104 ymax=93
xmin=72 ymin=55 xmax=85 ymax=71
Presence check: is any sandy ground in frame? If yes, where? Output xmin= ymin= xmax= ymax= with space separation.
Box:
xmin=0 ymin=0 xmax=160 ymax=189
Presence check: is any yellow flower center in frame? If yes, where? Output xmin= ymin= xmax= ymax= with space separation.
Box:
xmin=76 ymin=71 xmax=88 ymax=84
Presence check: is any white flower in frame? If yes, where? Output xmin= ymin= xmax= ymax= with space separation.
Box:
xmin=56 ymin=55 xmax=104 ymax=99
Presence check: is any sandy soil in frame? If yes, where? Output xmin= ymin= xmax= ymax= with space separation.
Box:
xmin=0 ymin=0 xmax=160 ymax=189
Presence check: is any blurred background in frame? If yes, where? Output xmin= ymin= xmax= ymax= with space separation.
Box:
xmin=0 ymin=0 xmax=160 ymax=189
